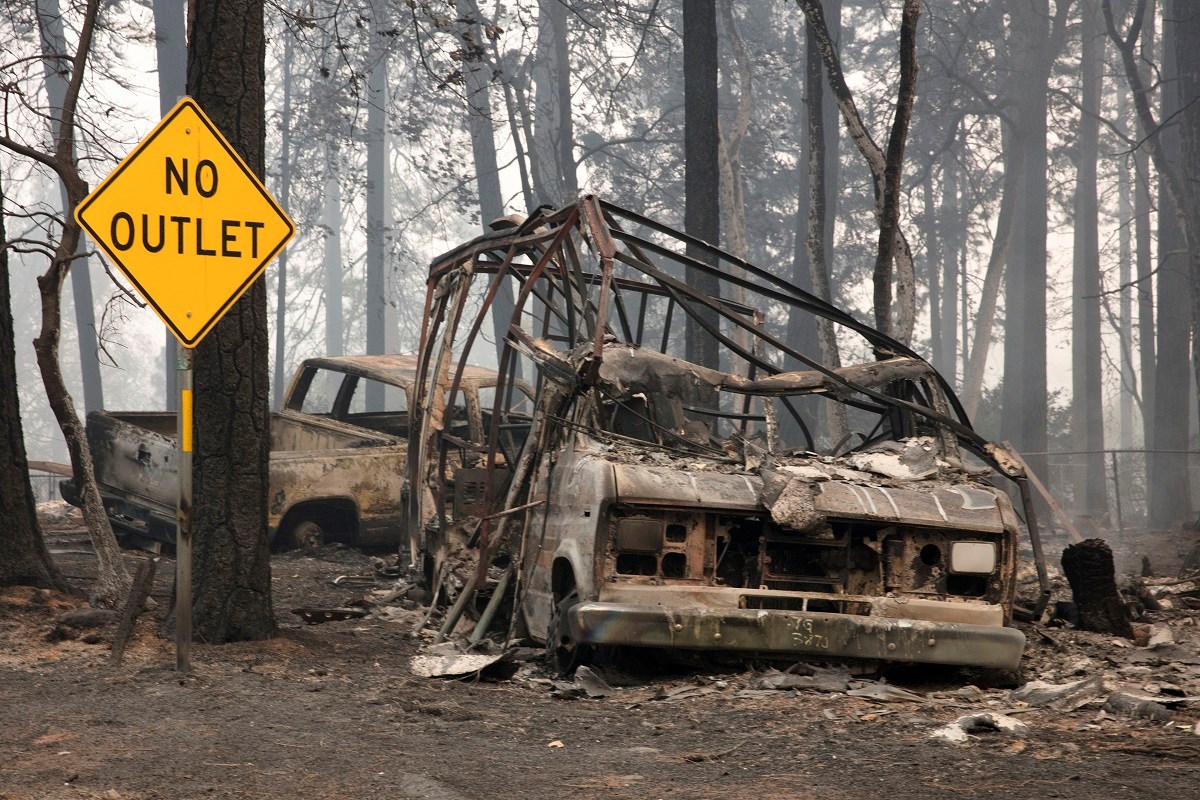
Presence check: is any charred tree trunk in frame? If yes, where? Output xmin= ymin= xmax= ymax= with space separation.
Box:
xmin=0 ymin=176 xmax=67 ymax=592
xmin=1062 ymin=539 xmax=1134 ymax=637
xmin=683 ymin=0 xmax=722 ymax=373
xmin=187 ymin=0 xmax=277 ymax=642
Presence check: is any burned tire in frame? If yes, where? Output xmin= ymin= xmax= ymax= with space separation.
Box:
xmin=286 ymin=519 xmax=326 ymax=551
xmin=547 ymin=587 xmax=592 ymax=676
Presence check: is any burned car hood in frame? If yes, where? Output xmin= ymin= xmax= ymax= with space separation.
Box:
xmin=608 ymin=446 xmax=1017 ymax=535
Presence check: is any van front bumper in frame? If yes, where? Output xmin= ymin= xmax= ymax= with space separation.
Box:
xmin=569 ymin=602 xmax=1026 ymax=669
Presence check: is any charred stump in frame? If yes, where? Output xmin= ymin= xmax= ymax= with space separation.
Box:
xmin=1061 ymin=538 xmax=1133 ymax=638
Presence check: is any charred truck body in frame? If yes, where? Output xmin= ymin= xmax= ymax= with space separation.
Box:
xmin=408 ymin=197 xmax=1049 ymax=672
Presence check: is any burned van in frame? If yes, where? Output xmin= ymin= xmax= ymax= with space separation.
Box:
xmin=406 ymin=197 xmax=1048 ymax=672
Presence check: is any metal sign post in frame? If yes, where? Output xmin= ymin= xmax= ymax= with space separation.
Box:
xmin=176 ymin=347 xmax=194 ymax=672
xmin=75 ymin=97 xmax=294 ymax=673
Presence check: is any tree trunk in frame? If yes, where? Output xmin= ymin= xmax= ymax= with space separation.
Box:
xmin=962 ymin=123 xmax=1021 ymax=420
xmin=717 ymin=0 xmax=753 ymax=374
xmin=1135 ymin=2 xmax=1156 ymax=448
xmin=802 ymin=16 xmax=847 ymax=445
xmin=1176 ymin=0 xmax=1200 ymax=520
xmin=187 ymin=0 xmax=277 ymax=642
xmin=36 ymin=0 xmax=104 ymax=416
xmin=17 ymin=0 xmax=129 ymax=607
xmin=456 ymin=0 xmax=516 ymax=358
xmin=683 ymin=0 xmax=721 ymax=373
xmin=1071 ymin=1 xmax=1108 ymax=518
xmin=272 ymin=34 xmax=293 ymax=410
xmin=365 ymin=5 xmax=389 ymax=412
xmin=323 ymin=137 xmax=345 ymax=357
xmin=1148 ymin=1 xmax=1191 ymax=526
xmin=1062 ymin=539 xmax=1133 ymax=637
xmin=1105 ymin=0 xmax=1193 ymax=526
xmin=0 ymin=174 xmax=67 ymax=592
xmin=926 ymin=169 xmax=942 ymax=371
xmin=531 ymin=0 xmax=577 ymax=205
xmin=1001 ymin=0 xmax=1061 ymax=475
xmin=153 ymin=0 xmax=186 ymax=411
xmin=939 ymin=145 xmax=959 ymax=382
xmin=794 ymin=0 xmax=918 ymax=347
xmin=1117 ymin=86 xmax=1135 ymax=449
xmin=872 ymin=0 xmax=920 ymax=345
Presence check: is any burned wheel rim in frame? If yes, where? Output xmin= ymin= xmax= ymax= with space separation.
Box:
xmin=289 ymin=519 xmax=325 ymax=551
xmin=547 ymin=588 xmax=591 ymax=676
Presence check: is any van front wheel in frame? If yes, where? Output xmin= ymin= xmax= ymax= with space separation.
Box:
xmin=546 ymin=587 xmax=592 ymax=676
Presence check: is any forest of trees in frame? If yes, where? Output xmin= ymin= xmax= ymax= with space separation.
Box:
xmin=4 ymin=0 xmax=1200 ymax=542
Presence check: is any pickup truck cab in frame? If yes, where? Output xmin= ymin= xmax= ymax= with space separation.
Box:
xmin=68 ymin=355 xmax=513 ymax=551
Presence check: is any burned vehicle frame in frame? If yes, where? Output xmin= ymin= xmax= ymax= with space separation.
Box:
xmin=407 ymin=196 xmax=1050 ymax=672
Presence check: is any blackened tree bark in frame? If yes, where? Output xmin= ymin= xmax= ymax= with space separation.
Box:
xmin=683 ymin=0 xmax=721 ymax=372
xmin=0 ymin=176 xmax=67 ymax=591
xmin=1062 ymin=539 xmax=1134 ymax=637
xmin=187 ymin=0 xmax=277 ymax=642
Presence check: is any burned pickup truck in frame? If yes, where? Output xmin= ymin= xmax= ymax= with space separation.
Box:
xmin=408 ymin=197 xmax=1049 ymax=672
xmin=68 ymin=355 xmax=517 ymax=551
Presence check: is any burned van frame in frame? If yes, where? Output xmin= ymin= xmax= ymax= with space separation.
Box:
xmin=406 ymin=196 xmax=1051 ymax=671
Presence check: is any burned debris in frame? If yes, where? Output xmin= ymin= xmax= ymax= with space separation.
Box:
xmin=404 ymin=196 xmax=1051 ymax=672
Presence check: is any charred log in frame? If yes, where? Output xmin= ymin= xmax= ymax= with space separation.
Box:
xmin=1061 ymin=538 xmax=1133 ymax=638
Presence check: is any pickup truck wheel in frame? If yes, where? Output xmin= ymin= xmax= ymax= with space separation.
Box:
xmin=288 ymin=519 xmax=326 ymax=551
xmin=547 ymin=588 xmax=592 ymax=676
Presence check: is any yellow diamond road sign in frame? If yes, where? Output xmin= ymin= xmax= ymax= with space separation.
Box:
xmin=76 ymin=97 xmax=294 ymax=348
